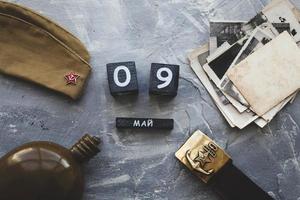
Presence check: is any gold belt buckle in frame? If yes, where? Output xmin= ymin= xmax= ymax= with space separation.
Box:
xmin=175 ymin=130 xmax=232 ymax=183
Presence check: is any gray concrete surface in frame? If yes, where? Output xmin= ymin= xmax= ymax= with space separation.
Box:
xmin=0 ymin=0 xmax=299 ymax=199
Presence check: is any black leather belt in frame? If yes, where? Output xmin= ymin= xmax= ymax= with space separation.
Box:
xmin=175 ymin=130 xmax=274 ymax=200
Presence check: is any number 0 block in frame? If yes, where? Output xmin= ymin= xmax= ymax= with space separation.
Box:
xmin=107 ymin=61 xmax=139 ymax=96
xmin=149 ymin=63 xmax=179 ymax=96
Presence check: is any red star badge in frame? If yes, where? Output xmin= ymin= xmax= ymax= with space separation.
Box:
xmin=65 ymin=72 xmax=80 ymax=85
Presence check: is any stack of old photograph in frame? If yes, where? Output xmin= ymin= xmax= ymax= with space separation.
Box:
xmin=188 ymin=0 xmax=300 ymax=129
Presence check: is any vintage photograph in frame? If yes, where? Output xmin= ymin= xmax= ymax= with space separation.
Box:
xmin=209 ymin=21 xmax=247 ymax=53
xmin=190 ymin=0 xmax=300 ymax=128
xmin=219 ymin=28 xmax=275 ymax=106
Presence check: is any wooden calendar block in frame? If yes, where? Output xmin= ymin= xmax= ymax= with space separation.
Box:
xmin=116 ymin=117 xmax=174 ymax=129
xmin=149 ymin=63 xmax=179 ymax=96
xmin=107 ymin=61 xmax=139 ymax=96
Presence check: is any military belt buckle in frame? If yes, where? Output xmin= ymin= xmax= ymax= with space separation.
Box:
xmin=175 ymin=130 xmax=232 ymax=183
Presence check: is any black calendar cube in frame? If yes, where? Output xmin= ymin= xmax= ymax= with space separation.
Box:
xmin=149 ymin=63 xmax=179 ymax=96
xmin=107 ymin=61 xmax=139 ymax=96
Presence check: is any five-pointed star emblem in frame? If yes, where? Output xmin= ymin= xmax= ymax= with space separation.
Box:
xmin=194 ymin=150 xmax=212 ymax=168
xmin=65 ymin=72 xmax=80 ymax=85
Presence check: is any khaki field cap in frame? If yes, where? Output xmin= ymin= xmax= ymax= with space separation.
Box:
xmin=0 ymin=1 xmax=91 ymax=99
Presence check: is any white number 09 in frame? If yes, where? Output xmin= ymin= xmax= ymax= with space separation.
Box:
xmin=157 ymin=67 xmax=172 ymax=89
xmin=113 ymin=66 xmax=131 ymax=87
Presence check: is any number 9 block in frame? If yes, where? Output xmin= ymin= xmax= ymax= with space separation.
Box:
xmin=149 ymin=63 xmax=179 ymax=96
xmin=107 ymin=61 xmax=139 ymax=96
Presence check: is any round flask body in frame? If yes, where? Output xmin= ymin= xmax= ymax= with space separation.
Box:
xmin=0 ymin=141 xmax=84 ymax=200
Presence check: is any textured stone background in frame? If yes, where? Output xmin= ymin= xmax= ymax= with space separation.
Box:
xmin=0 ymin=0 xmax=299 ymax=199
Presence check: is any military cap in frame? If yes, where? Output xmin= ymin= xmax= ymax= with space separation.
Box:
xmin=0 ymin=1 xmax=90 ymax=62
xmin=0 ymin=1 xmax=91 ymax=99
